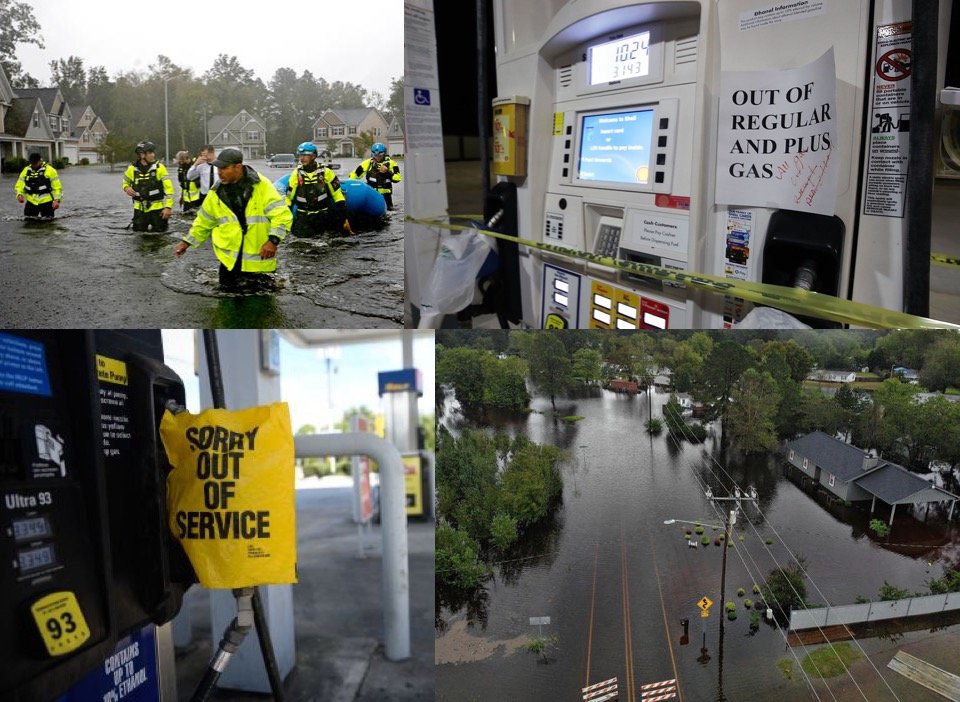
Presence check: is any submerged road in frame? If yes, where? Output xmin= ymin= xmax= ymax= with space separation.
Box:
xmin=0 ymin=160 xmax=403 ymax=328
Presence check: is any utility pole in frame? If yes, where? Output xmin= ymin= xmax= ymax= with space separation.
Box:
xmin=706 ymin=486 xmax=757 ymax=702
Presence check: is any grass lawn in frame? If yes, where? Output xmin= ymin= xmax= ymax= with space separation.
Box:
xmin=800 ymin=642 xmax=861 ymax=678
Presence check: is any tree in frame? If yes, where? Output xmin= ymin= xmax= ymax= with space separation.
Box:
xmin=97 ymin=133 xmax=137 ymax=171
xmin=49 ymin=56 xmax=87 ymax=105
xmin=695 ymin=340 xmax=754 ymax=444
xmin=295 ymin=423 xmax=323 ymax=477
xmin=799 ymin=390 xmax=844 ymax=437
xmin=763 ymin=556 xmax=808 ymax=618
xmin=571 ymin=347 xmax=603 ymax=384
xmin=351 ymin=130 xmax=377 ymax=158
xmin=385 ymin=76 xmax=404 ymax=125
xmin=437 ymin=346 xmax=486 ymax=405
xmin=872 ymin=378 xmax=923 ymax=467
xmin=727 ymin=368 xmax=781 ymax=453
xmin=0 ymin=0 xmax=43 ymax=86
xmin=480 ymin=354 xmax=529 ymax=409
xmin=524 ymin=333 xmax=572 ymax=411
xmin=436 ymin=524 xmax=487 ymax=589
xmin=920 ymin=335 xmax=960 ymax=392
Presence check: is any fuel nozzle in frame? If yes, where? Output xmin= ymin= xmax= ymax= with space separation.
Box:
xmin=793 ymin=259 xmax=818 ymax=291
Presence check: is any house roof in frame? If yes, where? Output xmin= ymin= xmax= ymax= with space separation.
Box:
xmin=318 ymin=108 xmax=381 ymax=127
xmin=6 ymin=97 xmax=52 ymax=139
xmin=785 ymin=431 xmax=870 ymax=481
xmin=208 ymin=111 xmax=265 ymax=135
xmin=15 ymin=87 xmax=64 ymax=115
xmin=851 ymin=462 xmax=959 ymax=504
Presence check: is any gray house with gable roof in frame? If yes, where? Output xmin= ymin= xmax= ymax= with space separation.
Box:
xmin=785 ymin=431 xmax=958 ymax=525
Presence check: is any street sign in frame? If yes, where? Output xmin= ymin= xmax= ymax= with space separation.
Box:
xmin=529 ymin=617 xmax=551 ymax=626
xmin=697 ymin=596 xmax=713 ymax=611
xmin=701 ymin=609 xmax=710 ymax=618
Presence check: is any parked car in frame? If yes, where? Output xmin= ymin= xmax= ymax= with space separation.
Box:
xmin=267 ymin=153 xmax=296 ymax=168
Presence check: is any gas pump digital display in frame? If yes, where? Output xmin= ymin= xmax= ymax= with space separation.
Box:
xmin=589 ymin=30 xmax=651 ymax=84
xmin=576 ymin=109 xmax=655 ymax=185
xmin=12 ymin=514 xmax=53 ymax=541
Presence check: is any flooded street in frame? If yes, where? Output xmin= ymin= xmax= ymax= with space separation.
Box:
xmin=0 ymin=160 xmax=404 ymax=327
xmin=437 ymin=388 xmax=960 ymax=702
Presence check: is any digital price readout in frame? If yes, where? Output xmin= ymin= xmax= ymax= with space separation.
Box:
xmin=589 ymin=30 xmax=650 ymax=85
xmin=18 ymin=543 xmax=57 ymax=573
xmin=13 ymin=514 xmax=53 ymax=542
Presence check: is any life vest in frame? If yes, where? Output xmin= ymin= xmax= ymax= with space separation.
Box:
xmin=132 ymin=162 xmax=166 ymax=204
xmin=179 ymin=163 xmax=202 ymax=203
xmin=23 ymin=165 xmax=52 ymax=196
xmin=354 ymin=158 xmax=399 ymax=194
xmin=292 ymin=166 xmax=331 ymax=212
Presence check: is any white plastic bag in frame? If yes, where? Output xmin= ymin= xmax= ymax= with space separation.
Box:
xmin=419 ymin=229 xmax=494 ymax=320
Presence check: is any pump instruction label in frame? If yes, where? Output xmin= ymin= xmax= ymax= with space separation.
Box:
xmin=863 ymin=21 xmax=912 ymax=218
xmin=0 ymin=333 xmax=51 ymax=397
xmin=160 ymin=402 xmax=297 ymax=588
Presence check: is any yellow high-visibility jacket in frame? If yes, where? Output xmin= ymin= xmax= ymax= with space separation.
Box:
xmin=15 ymin=162 xmax=62 ymax=205
xmin=122 ymin=161 xmax=174 ymax=212
xmin=182 ymin=167 xmax=292 ymax=273
xmin=349 ymin=157 xmax=401 ymax=194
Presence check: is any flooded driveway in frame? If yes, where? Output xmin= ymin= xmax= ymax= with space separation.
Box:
xmin=0 ymin=160 xmax=403 ymax=327
xmin=437 ymin=388 xmax=960 ymax=701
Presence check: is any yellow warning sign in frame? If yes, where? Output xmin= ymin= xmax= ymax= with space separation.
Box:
xmin=697 ymin=596 xmax=714 ymax=611
xmin=160 ymin=402 xmax=297 ymax=588
xmin=31 ymin=591 xmax=91 ymax=656
xmin=701 ymin=609 xmax=710 ymax=619
xmin=96 ymin=354 xmax=128 ymax=386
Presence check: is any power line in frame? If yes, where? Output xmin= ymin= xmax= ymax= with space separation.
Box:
xmin=662 ymin=398 xmax=902 ymax=701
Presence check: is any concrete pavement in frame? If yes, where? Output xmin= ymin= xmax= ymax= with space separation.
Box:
xmin=174 ymin=475 xmax=435 ymax=701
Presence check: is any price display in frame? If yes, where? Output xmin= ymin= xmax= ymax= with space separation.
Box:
xmin=589 ymin=30 xmax=651 ymax=85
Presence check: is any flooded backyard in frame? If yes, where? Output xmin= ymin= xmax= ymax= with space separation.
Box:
xmin=0 ymin=161 xmax=404 ymax=327
xmin=436 ymin=387 xmax=960 ymax=701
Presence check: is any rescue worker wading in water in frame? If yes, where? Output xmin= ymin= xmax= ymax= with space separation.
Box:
xmin=350 ymin=142 xmax=401 ymax=210
xmin=15 ymin=152 xmax=62 ymax=219
xmin=176 ymin=150 xmax=202 ymax=212
xmin=122 ymin=141 xmax=174 ymax=231
xmin=286 ymin=142 xmax=353 ymax=237
xmin=174 ymin=147 xmax=293 ymax=289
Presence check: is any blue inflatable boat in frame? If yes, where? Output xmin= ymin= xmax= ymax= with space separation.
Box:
xmin=273 ymin=173 xmax=386 ymax=217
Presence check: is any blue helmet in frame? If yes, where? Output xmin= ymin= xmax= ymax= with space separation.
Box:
xmin=297 ymin=142 xmax=318 ymax=156
xmin=371 ymin=142 xmax=387 ymax=156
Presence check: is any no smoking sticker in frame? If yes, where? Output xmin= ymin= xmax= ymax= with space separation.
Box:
xmin=876 ymin=49 xmax=911 ymax=81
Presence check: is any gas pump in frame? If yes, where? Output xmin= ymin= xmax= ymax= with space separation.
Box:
xmin=0 ymin=330 xmax=194 ymax=702
xmin=485 ymin=0 xmax=953 ymax=328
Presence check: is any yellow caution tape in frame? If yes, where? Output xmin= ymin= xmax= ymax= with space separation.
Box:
xmin=932 ymin=253 xmax=960 ymax=269
xmin=408 ymin=215 xmax=959 ymax=330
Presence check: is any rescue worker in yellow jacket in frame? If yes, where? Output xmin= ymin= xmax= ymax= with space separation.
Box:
xmin=174 ymin=148 xmax=292 ymax=289
xmin=15 ymin=153 xmax=62 ymax=219
xmin=122 ymin=141 xmax=174 ymax=231
xmin=349 ymin=142 xmax=401 ymax=210
xmin=175 ymin=150 xmax=202 ymax=212
xmin=286 ymin=142 xmax=352 ymax=237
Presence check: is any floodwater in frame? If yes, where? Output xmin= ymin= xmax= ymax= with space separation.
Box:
xmin=0 ymin=160 xmax=404 ymax=328
xmin=436 ymin=387 xmax=960 ymax=702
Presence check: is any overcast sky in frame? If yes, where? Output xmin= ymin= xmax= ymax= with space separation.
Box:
xmin=17 ymin=0 xmax=402 ymax=98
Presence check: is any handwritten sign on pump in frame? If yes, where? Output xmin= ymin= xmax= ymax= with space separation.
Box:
xmin=715 ymin=48 xmax=838 ymax=216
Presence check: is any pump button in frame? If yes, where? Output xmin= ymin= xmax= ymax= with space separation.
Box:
xmin=30 ymin=590 xmax=91 ymax=656
xmin=566 ymin=126 xmax=572 ymax=135
xmin=656 ymin=154 xmax=666 ymax=166
xmin=657 ymin=136 xmax=667 ymax=148
xmin=660 ymin=118 xmax=669 ymax=129
xmin=655 ymin=172 xmax=665 ymax=184
xmin=562 ymin=168 xmax=569 ymax=177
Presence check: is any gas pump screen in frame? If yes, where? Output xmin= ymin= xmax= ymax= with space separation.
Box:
xmin=576 ymin=109 xmax=655 ymax=186
xmin=589 ymin=30 xmax=650 ymax=85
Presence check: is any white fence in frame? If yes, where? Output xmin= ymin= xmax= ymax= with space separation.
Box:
xmin=790 ymin=591 xmax=960 ymax=630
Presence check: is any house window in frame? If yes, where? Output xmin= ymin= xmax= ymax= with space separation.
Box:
xmin=332 ymin=126 xmax=344 ymax=136
xmin=373 ymin=127 xmax=381 ymax=137
xmin=828 ymin=474 xmax=835 ymax=488
xmin=246 ymin=131 xmax=259 ymax=141
xmin=348 ymin=126 xmax=356 ymax=135
xmin=240 ymin=113 xmax=248 ymax=125
xmin=802 ymin=458 xmax=808 ymax=469
xmin=33 ymin=111 xmax=39 ymax=127
xmin=789 ymin=450 xmax=794 ymax=461
xmin=94 ymin=133 xmax=103 ymax=144
xmin=49 ymin=116 xmax=57 ymax=130
xmin=317 ymin=127 xmax=327 ymax=138
xmin=221 ymin=132 xmax=229 ymax=143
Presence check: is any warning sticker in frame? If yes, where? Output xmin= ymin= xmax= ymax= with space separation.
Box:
xmin=864 ymin=21 xmax=912 ymax=218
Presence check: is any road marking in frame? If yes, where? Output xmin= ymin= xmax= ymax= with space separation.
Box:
xmin=648 ymin=534 xmax=684 ymax=702
xmin=621 ymin=531 xmax=636 ymax=702
xmin=585 ymin=543 xmax=599 ymax=687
